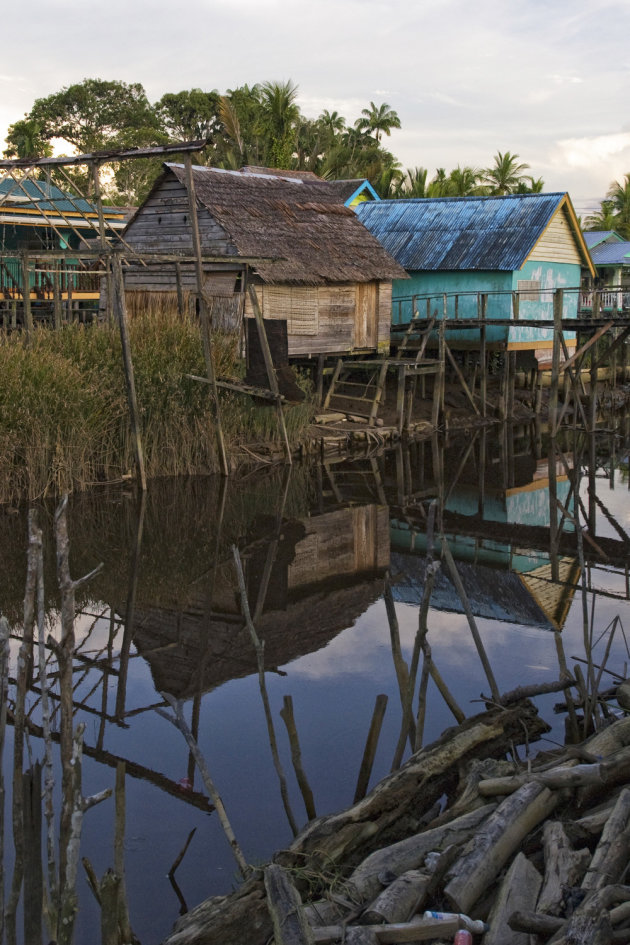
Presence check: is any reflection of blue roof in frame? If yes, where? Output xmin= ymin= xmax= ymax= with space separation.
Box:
xmin=390 ymin=552 xmax=554 ymax=629
xmin=0 ymin=178 xmax=123 ymax=217
xmin=583 ymin=230 xmax=623 ymax=248
xmin=589 ymin=241 xmax=630 ymax=266
xmin=356 ymin=193 xmax=571 ymax=271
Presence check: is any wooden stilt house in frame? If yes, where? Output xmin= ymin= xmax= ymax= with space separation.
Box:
xmin=121 ymin=164 xmax=405 ymax=356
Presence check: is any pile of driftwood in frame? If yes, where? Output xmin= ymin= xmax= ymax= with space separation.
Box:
xmin=163 ymin=696 xmax=630 ymax=945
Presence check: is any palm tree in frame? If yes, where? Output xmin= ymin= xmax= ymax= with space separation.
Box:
xmin=399 ymin=166 xmax=429 ymax=197
xmin=483 ymin=151 xmax=531 ymax=194
xmin=426 ymin=168 xmax=450 ymax=197
xmin=447 ymin=165 xmax=483 ymax=196
xmin=606 ymin=174 xmax=630 ymax=238
xmin=355 ymin=101 xmax=401 ymax=143
xmin=259 ymin=79 xmax=300 ymax=168
xmin=584 ymin=199 xmax=620 ymax=233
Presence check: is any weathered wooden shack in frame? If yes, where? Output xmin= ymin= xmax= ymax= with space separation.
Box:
xmin=122 ymin=163 xmax=405 ymax=356
xmin=356 ymin=193 xmax=595 ymax=364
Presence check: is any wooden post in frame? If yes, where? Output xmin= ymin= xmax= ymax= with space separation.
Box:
xmin=184 ymin=154 xmax=230 ymax=476
xmin=247 ymin=281 xmax=292 ymax=464
xmin=480 ymin=294 xmax=487 ymax=417
xmin=175 ymin=261 xmax=185 ymax=317
xmin=53 ymin=265 xmax=62 ymax=329
xmin=549 ymin=289 xmax=563 ymax=435
xmin=22 ymin=252 xmax=33 ymax=335
xmin=112 ymin=255 xmax=147 ymax=492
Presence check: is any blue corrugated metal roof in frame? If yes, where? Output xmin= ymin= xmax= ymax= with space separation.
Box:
xmin=583 ymin=230 xmax=624 ymax=249
xmin=589 ymin=240 xmax=630 ymax=265
xmin=0 ymin=178 xmax=123 ymax=217
xmin=355 ymin=193 xmax=569 ymax=271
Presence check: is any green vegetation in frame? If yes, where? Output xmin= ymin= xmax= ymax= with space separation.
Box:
xmin=4 ymin=77 xmax=543 ymax=204
xmin=585 ymin=173 xmax=630 ymax=238
xmin=0 ymin=311 xmax=314 ymax=505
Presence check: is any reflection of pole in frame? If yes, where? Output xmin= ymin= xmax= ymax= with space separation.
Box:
xmin=0 ymin=617 xmax=10 ymax=939
xmin=115 ymin=491 xmax=146 ymax=721
xmin=441 ymin=536 xmax=501 ymax=703
xmin=548 ymin=438 xmax=559 ymax=583
xmin=280 ymin=696 xmax=316 ymax=820
xmin=354 ymin=694 xmax=388 ymax=801
xmin=232 ymin=546 xmax=299 ymax=836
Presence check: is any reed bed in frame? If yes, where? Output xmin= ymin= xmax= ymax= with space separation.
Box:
xmin=0 ymin=309 xmax=314 ymax=504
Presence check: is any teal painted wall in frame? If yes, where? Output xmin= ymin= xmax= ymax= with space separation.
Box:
xmin=391 ymin=270 xmax=512 ymax=346
xmin=508 ymin=260 xmax=580 ymax=346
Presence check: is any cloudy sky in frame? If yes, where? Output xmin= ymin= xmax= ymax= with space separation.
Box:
xmin=2 ymin=0 xmax=629 ymax=209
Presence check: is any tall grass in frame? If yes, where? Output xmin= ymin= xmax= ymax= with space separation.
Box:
xmin=0 ymin=309 xmax=314 ymax=504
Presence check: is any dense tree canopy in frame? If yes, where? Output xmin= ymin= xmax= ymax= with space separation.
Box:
xmin=3 ymin=77 xmax=546 ymax=206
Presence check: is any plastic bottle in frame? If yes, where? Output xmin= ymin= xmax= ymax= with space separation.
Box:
xmin=423 ymin=910 xmax=487 ymax=934
xmin=453 ymin=932 xmax=473 ymax=945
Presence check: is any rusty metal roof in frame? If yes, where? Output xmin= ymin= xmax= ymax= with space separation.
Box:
xmin=356 ymin=193 xmax=574 ymax=272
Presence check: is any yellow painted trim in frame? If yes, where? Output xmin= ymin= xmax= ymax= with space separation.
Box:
xmin=0 ymin=206 xmax=123 ymax=220
xmin=507 ymin=340 xmax=554 ymax=351
xmin=505 ymin=474 xmax=568 ymax=497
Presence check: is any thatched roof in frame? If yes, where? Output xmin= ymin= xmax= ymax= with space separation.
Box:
xmin=165 ymin=163 xmax=406 ymax=285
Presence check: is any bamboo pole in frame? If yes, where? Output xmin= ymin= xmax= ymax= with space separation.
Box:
xmin=184 ymin=154 xmax=230 ymax=477
xmin=111 ymin=255 xmax=147 ymax=492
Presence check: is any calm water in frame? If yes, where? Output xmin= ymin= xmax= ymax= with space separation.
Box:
xmin=1 ymin=417 xmax=630 ymax=943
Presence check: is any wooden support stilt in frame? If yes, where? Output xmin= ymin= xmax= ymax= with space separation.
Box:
xmin=549 ymin=289 xmax=563 ymax=435
xmin=247 ymin=281 xmax=292 ymax=464
xmin=175 ymin=261 xmax=185 ymax=317
xmin=53 ymin=265 xmax=62 ymax=330
xmin=22 ymin=252 xmax=32 ymax=335
xmin=480 ymin=295 xmax=487 ymax=418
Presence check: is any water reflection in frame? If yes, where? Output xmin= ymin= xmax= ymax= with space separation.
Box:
xmin=1 ymin=415 xmax=630 ymax=943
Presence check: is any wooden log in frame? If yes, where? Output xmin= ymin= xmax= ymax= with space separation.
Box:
xmin=443 ymin=781 xmax=558 ymax=915
xmin=264 ymin=864 xmax=315 ymax=945
xmin=582 ymin=788 xmax=630 ymax=892
xmin=537 ymin=821 xmax=590 ymax=916
xmin=508 ymin=910 xmax=564 ymax=936
xmin=346 ymin=929 xmax=379 ymax=945
xmin=344 ymin=804 xmax=495 ymax=905
xmin=360 ymin=869 xmax=431 ymax=925
xmin=550 ymin=885 xmax=630 ymax=945
xmin=312 ymin=915 xmax=460 ymax=943
xmin=483 ymin=852 xmax=542 ymax=945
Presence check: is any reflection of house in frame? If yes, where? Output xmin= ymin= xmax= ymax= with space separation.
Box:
xmin=356 ymin=193 xmax=595 ymax=365
xmin=132 ymin=505 xmax=390 ymax=699
xmin=390 ymin=456 xmax=579 ymax=630
xmin=0 ymin=178 xmax=126 ymax=301
xmin=122 ymin=164 xmax=405 ymax=356
xmin=581 ymin=231 xmax=630 ymax=311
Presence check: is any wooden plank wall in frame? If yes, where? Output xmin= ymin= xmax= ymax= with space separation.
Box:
xmin=244 ymin=281 xmax=392 ymax=356
xmin=528 ymin=206 xmax=583 ymax=266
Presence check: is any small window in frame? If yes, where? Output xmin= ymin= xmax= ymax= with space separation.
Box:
xmin=518 ymin=279 xmax=541 ymax=302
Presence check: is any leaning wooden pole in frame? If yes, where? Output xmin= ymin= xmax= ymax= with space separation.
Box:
xmin=247 ymin=280 xmax=293 ymax=465
xmin=111 ymin=255 xmax=147 ymax=492
xmin=184 ymin=154 xmax=230 ymax=477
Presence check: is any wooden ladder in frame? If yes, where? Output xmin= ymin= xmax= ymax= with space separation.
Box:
xmin=323 ymin=359 xmax=389 ymax=426
xmin=398 ymin=316 xmax=435 ymax=362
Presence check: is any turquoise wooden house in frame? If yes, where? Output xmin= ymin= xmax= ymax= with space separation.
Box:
xmin=356 ymin=193 xmax=595 ymax=364
xmin=0 ymin=178 xmax=126 ymax=301
xmin=582 ymin=230 xmax=630 ymax=312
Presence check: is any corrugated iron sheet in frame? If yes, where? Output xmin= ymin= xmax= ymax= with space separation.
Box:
xmin=0 ymin=178 xmax=121 ymax=217
xmin=589 ymin=241 xmax=630 ymax=265
xmin=356 ymin=193 xmax=567 ymax=271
